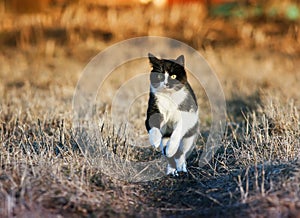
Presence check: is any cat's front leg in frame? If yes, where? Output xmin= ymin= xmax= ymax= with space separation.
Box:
xmin=165 ymin=123 xmax=182 ymax=158
xmin=149 ymin=127 xmax=162 ymax=149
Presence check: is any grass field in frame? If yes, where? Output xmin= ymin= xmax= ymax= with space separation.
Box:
xmin=0 ymin=1 xmax=300 ymax=217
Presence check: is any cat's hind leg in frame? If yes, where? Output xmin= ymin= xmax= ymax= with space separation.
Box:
xmin=166 ymin=157 xmax=178 ymax=176
xmin=175 ymin=135 xmax=197 ymax=173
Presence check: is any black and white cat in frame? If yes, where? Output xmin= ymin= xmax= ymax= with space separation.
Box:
xmin=145 ymin=53 xmax=199 ymax=176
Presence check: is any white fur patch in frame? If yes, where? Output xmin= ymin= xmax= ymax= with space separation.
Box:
xmin=175 ymin=135 xmax=197 ymax=172
xmin=149 ymin=83 xmax=199 ymax=177
xmin=151 ymin=86 xmax=199 ymax=158
xmin=155 ymin=87 xmax=188 ymax=122
xmin=164 ymin=71 xmax=168 ymax=86
xmin=149 ymin=127 xmax=162 ymax=148
xmin=175 ymin=158 xmax=187 ymax=172
xmin=165 ymin=111 xmax=198 ymax=157
xmin=166 ymin=164 xmax=178 ymax=176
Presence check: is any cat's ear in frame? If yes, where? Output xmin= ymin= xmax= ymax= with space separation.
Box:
xmin=175 ymin=55 xmax=185 ymax=66
xmin=148 ymin=53 xmax=160 ymax=66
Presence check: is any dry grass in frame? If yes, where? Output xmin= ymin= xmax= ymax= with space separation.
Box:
xmin=0 ymin=1 xmax=300 ymax=217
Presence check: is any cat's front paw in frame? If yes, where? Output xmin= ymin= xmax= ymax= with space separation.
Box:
xmin=149 ymin=127 xmax=162 ymax=149
xmin=165 ymin=140 xmax=180 ymax=158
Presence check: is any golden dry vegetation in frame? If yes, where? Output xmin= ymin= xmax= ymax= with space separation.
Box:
xmin=0 ymin=0 xmax=300 ymax=217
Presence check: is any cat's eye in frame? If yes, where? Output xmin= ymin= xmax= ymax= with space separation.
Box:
xmin=170 ymin=75 xmax=177 ymax=79
xmin=157 ymin=74 xmax=163 ymax=80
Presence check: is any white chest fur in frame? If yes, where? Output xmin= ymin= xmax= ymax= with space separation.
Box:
xmin=155 ymin=87 xmax=188 ymax=122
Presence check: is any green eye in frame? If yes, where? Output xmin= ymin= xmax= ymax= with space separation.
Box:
xmin=170 ymin=75 xmax=177 ymax=79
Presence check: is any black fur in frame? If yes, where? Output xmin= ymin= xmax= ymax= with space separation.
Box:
xmin=145 ymin=92 xmax=163 ymax=132
xmin=145 ymin=54 xmax=199 ymax=174
xmin=145 ymin=53 xmax=198 ymax=132
xmin=148 ymin=53 xmax=187 ymax=91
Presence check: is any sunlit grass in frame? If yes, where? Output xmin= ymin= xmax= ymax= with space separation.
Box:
xmin=0 ymin=1 xmax=299 ymax=217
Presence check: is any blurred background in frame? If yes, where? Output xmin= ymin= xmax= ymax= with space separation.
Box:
xmin=1 ymin=0 xmax=300 ymax=54
xmin=0 ymin=0 xmax=299 ymax=112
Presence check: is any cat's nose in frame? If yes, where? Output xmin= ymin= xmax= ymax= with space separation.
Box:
xmin=164 ymin=83 xmax=169 ymax=87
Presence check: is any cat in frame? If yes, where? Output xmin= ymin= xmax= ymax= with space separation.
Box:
xmin=145 ymin=53 xmax=199 ymax=176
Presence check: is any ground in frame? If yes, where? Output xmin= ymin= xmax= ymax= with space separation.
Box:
xmin=0 ymin=2 xmax=300 ymax=217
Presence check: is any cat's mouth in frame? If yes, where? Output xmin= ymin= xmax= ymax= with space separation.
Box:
xmin=163 ymin=85 xmax=176 ymax=92
xmin=162 ymin=86 xmax=176 ymax=94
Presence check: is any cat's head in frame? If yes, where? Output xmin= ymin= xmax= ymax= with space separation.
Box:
xmin=148 ymin=53 xmax=187 ymax=93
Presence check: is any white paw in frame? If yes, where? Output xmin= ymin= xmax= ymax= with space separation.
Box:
xmin=166 ymin=165 xmax=178 ymax=176
xmin=176 ymin=161 xmax=187 ymax=173
xmin=165 ymin=140 xmax=180 ymax=158
xmin=149 ymin=127 xmax=162 ymax=149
